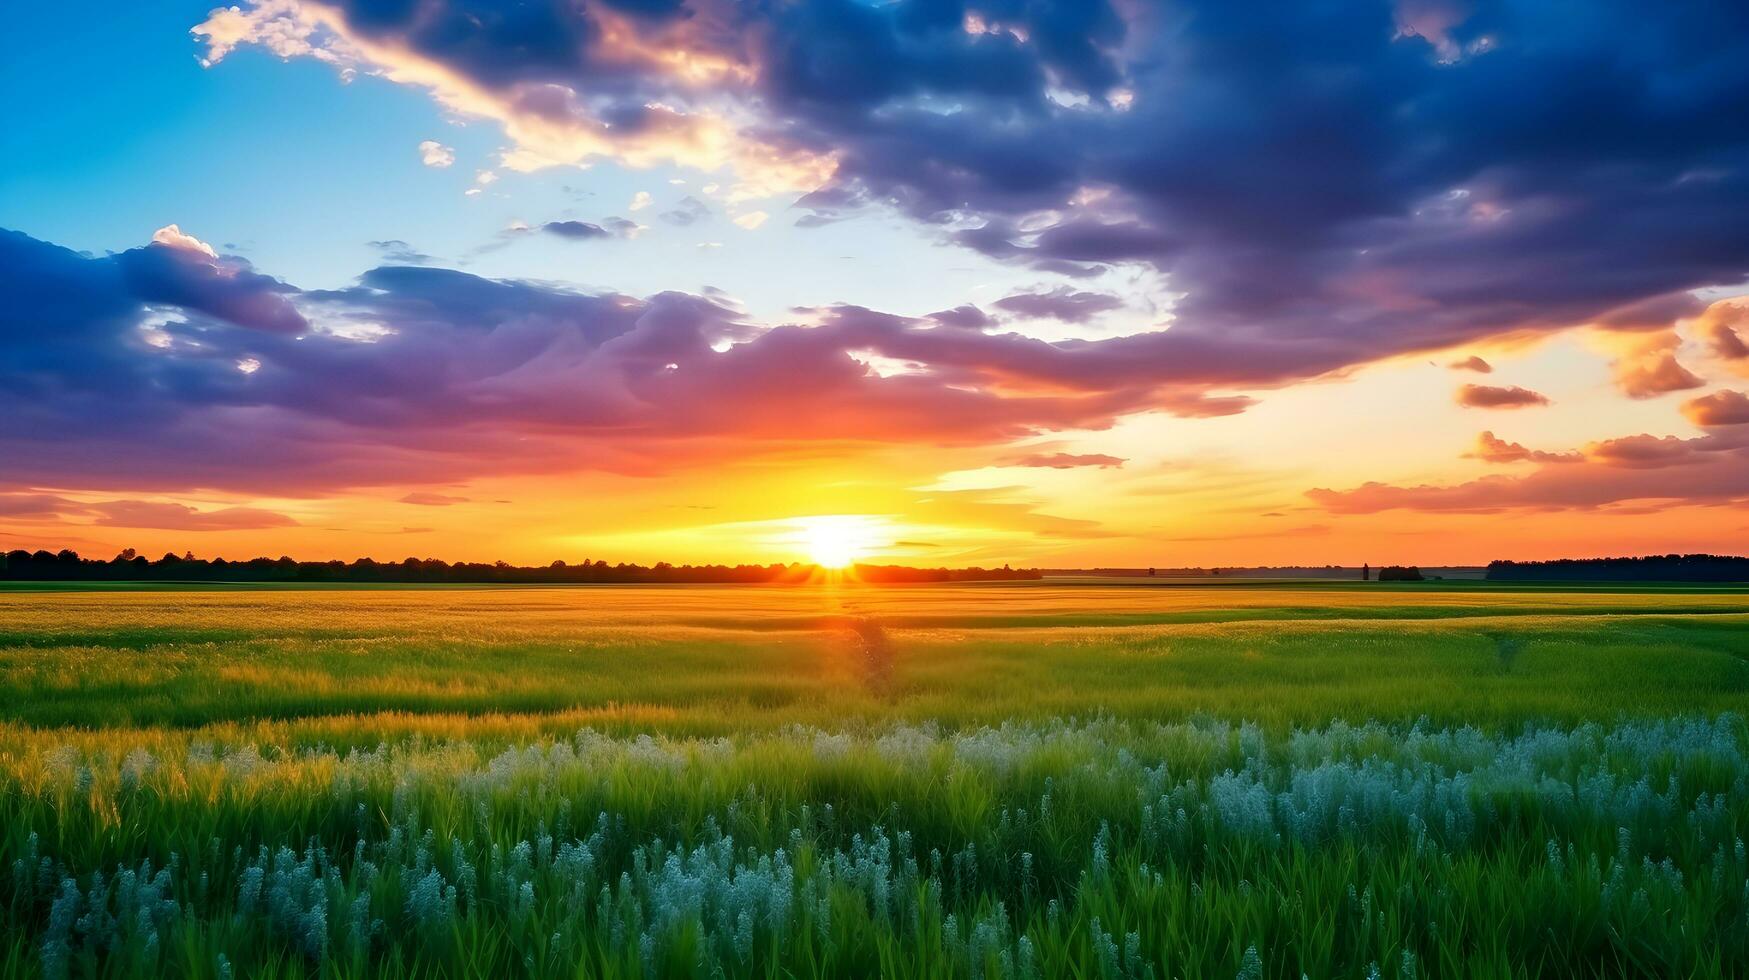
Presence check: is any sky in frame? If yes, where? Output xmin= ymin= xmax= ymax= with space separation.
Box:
xmin=3 ymin=0 xmax=1749 ymax=568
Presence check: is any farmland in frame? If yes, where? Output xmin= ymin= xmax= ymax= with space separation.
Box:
xmin=2 ymin=581 xmax=1747 ymax=977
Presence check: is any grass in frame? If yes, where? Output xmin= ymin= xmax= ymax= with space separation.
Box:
xmin=0 ymin=581 xmax=1745 ymax=977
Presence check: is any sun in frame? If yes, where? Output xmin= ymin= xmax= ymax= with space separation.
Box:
xmin=799 ymin=515 xmax=876 ymax=569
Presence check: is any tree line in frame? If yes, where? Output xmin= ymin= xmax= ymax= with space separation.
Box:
xmin=0 ymin=548 xmax=1041 ymax=584
xmin=1486 ymin=554 xmax=1749 ymax=582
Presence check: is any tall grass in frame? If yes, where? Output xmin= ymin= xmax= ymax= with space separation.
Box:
xmin=0 ymin=584 xmax=1745 ymax=976
xmin=3 ymin=717 xmax=1746 ymax=977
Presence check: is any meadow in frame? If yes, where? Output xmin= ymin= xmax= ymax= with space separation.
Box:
xmin=1 ymin=580 xmax=1746 ymax=978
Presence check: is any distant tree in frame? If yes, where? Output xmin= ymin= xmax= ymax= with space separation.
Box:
xmin=1378 ymin=566 xmax=1424 ymax=581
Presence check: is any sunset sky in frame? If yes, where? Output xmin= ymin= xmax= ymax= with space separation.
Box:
xmin=4 ymin=0 xmax=1749 ymax=567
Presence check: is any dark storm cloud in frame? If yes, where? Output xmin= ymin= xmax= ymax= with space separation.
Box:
xmin=204 ymin=0 xmax=1749 ymax=392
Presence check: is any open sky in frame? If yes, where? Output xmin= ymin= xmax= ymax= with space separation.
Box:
xmin=3 ymin=0 xmax=1749 ymax=567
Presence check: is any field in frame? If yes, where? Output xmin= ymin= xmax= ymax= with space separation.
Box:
xmin=1 ymin=580 xmax=1746 ymax=978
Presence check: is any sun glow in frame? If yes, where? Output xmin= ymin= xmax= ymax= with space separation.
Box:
xmin=798 ymin=515 xmax=880 ymax=569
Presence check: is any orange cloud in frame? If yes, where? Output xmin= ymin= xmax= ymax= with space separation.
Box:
xmin=1695 ymin=300 xmax=1749 ymax=362
xmin=1005 ymin=452 xmax=1126 ymax=469
xmin=1682 ymin=390 xmax=1749 ymax=427
xmin=1463 ymin=431 xmax=1580 ymax=464
xmin=1456 ymin=384 xmax=1550 ymax=409
xmin=1608 ymin=331 xmax=1704 ymax=398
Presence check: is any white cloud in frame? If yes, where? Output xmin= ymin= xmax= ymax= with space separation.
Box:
xmin=629 ymin=191 xmax=652 ymax=211
xmin=474 ymin=169 xmax=498 ymax=185
xmin=150 ymin=224 xmax=217 ymax=258
xmin=418 ymin=139 xmax=455 ymax=168
xmin=191 ymin=0 xmax=839 ymax=200
xmin=732 ymin=211 xmax=769 ymax=230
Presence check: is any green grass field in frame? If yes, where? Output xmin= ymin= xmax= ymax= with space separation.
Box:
xmin=2 ymin=581 xmax=1746 ymax=977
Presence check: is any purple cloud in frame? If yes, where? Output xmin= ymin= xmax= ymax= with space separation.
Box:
xmin=193 ymin=0 xmax=1749 ymax=401
xmin=993 ymin=287 xmax=1124 ymax=324
xmin=543 ymin=220 xmax=610 ymax=240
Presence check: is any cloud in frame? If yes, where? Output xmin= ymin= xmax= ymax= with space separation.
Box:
xmin=993 ymin=287 xmax=1124 ymax=324
xmin=150 ymin=224 xmax=216 ymax=258
xmin=732 ymin=211 xmax=769 ymax=230
xmin=660 ymin=196 xmax=711 ymax=226
xmin=1463 ymin=431 xmax=1580 ymax=464
xmin=366 ymin=239 xmax=432 ymax=264
xmin=190 ymin=0 xmax=1749 ymax=400
xmin=0 ymin=492 xmax=297 ymax=530
xmin=928 ymin=305 xmax=992 ymax=330
xmin=124 ymin=227 xmax=309 ymax=334
xmin=629 ymin=191 xmax=652 ymax=212
xmin=601 ymin=217 xmax=645 ymax=239
xmin=1682 ymin=390 xmax=1749 ymax=427
xmin=88 ymin=500 xmax=298 ymax=531
xmin=0 ymin=494 xmax=83 ymax=518
xmin=1695 ymin=300 xmax=1749 ymax=361
xmin=1311 ymin=425 xmax=1749 ymax=513
xmin=417 ymin=139 xmax=455 ymax=168
xmin=1 ymin=226 xmax=1221 ymax=495
xmin=1456 ymin=384 xmax=1550 ymax=409
xmin=1584 ymin=434 xmax=1705 ymax=469
xmin=1448 ymin=355 xmax=1492 ymax=374
xmin=1006 ymin=452 xmax=1125 ymax=469
xmin=400 ymin=492 xmax=469 ymax=506
xmin=542 ymin=220 xmax=610 ymax=240
xmin=1609 ymin=331 xmax=1705 ymax=399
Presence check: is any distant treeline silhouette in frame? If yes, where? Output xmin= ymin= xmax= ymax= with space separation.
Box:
xmin=0 ymin=548 xmax=1040 ymax=584
xmin=1486 ymin=554 xmax=1749 ymax=582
